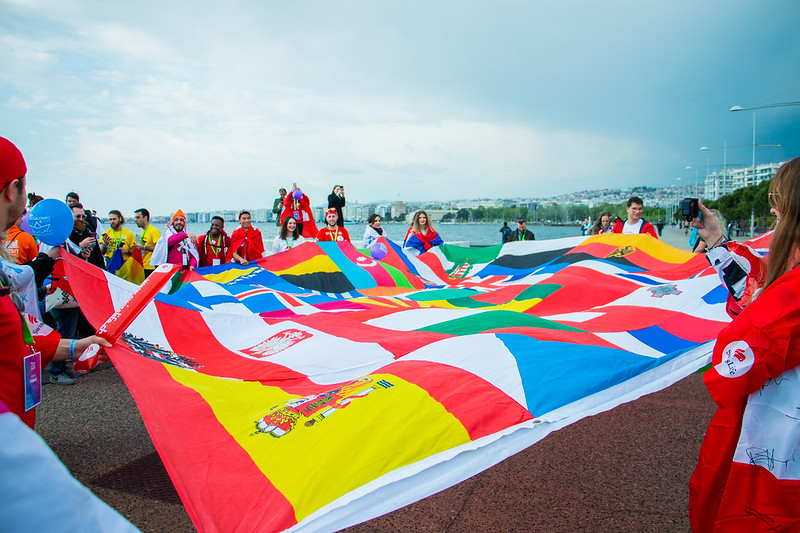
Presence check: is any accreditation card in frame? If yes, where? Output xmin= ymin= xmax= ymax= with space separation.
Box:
xmin=23 ymin=351 xmax=42 ymax=411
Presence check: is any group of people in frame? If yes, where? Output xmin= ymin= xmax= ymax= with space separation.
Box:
xmin=588 ymin=196 xmax=660 ymax=238
xmin=271 ymin=184 xmax=444 ymax=255
xmin=2 ymin=131 xmax=798 ymax=529
xmin=500 ymin=218 xmax=536 ymax=243
xmin=0 ymin=136 xmax=137 ymax=528
xmin=501 ymin=196 xmax=661 ymax=243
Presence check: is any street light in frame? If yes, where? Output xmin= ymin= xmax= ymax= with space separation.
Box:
xmin=700 ymin=143 xmax=726 ymax=199
xmin=731 ymin=101 xmax=800 ymax=235
xmin=684 ymin=165 xmax=699 ymax=197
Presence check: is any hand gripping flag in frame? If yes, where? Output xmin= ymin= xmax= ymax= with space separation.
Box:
xmin=70 ymin=257 xmax=181 ymax=372
xmin=64 ymin=234 xmax=733 ymax=532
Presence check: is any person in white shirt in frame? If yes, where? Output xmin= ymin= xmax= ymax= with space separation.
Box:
xmin=610 ymin=196 xmax=658 ymax=238
xmin=272 ymin=216 xmax=306 ymax=254
xmin=362 ymin=213 xmax=388 ymax=249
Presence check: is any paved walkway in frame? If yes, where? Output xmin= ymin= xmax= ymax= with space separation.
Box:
xmin=38 ymin=365 xmax=716 ymax=532
xmin=35 ymin=229 xmax=740 ymax=532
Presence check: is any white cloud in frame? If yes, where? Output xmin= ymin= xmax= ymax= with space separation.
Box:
xmin=2 ymin=0 xmax=798 ymax=218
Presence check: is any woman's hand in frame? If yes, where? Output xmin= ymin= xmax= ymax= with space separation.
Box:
xmin=690 ymin=200 xmax=723 ymax=247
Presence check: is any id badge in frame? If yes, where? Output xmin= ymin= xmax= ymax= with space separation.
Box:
xmin=212 ymin=259 xmax=220 ymax=266
xmin=23 ymin=351 xmax=42 ymax=412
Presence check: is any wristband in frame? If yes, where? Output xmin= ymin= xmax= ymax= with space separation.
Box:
xmin=69 ymin=339 xmax=78 ymax=361
xmin=707 ymin=237 xmax=730 ymax=251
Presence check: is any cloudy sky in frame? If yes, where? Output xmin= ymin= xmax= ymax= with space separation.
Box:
xmin=1 ymin=0 xmax=798 ymax=216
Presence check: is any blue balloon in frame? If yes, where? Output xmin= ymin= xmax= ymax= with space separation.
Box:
xmin=28 ymin=198 xmax=74 ymax=246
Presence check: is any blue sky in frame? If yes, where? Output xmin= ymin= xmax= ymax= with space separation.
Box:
xmin=1 ymin=0 xmax=798 ymax=216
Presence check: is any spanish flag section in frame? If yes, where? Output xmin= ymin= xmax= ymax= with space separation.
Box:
xmin=64 ymin=234 xmax=730 ymax=532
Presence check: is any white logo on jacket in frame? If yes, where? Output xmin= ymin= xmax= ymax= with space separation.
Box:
xmin=715 ymin=340 xmax=755 ymax=378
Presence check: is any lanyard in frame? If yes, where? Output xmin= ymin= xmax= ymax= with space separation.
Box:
xmin=110 ymin=229 xmax=123 ymax=250
xmin=0 ymin=276 xmax=34 ymax=347
xmin=206 ymin=234 xmax=224 ymax=257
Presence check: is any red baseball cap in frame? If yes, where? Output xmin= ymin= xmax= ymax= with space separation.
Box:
xmin=0 ymin=136 xmax=27 ymax=186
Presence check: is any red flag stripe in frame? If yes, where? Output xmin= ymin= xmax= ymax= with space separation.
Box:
xmin=111 ymin=345 xmax=299 ymax=532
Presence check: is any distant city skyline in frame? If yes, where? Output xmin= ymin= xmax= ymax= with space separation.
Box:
xmin=2 ymin=2 xmax=798 ymax=216
xmin=154 ymin=182 xmax=699 ymax=225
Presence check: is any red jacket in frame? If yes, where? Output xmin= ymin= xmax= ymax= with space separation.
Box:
xmin=611 ymin=218 xmax=658 ymax=238
xmin=689 ymin=265 xmax=800 ymax=532
xmin=316 ymin=226 xmax=350 ymax=242
xmin=1 ymin=295 xmax=60 ymax=428
xmin=227 ymin=226 xmax=265 ymax=263
xmin=197 ymin=231 xmax=231 ymax=267
xmin=280 ymin=194 xmax=319 ymax=239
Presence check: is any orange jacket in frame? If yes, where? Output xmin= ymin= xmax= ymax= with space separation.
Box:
xmin=4 ymin=226 xmax=38 ymax=264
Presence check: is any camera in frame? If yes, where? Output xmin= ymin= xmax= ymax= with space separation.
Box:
xmin=679 ymin=198 xmax=699 ymax=221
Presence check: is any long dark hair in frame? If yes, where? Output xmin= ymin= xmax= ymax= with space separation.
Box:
xmin=764 ymin=157 xmax=800 ymax=289
xmin=591 ymin=211 xmax=612 ymax=235
xmin=27 ymin=192 xmax=44 ymax=207
xmin=280 ymin=216 xmax=300 ymax=240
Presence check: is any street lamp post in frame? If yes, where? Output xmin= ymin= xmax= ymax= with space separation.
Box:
xmin=700 ymin=144 xmax=727 ymax=199
xmin=731 ymin=101 xmax=800 ymax=235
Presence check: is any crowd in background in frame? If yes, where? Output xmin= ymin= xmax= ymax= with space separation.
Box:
xmin=0 ymin=184 xmax=449 ymax=389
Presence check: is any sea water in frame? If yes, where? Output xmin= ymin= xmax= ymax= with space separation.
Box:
xmin=175 ymin=222 xmax=582 ymax=247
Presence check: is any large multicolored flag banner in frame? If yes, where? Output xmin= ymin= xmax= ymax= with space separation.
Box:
xmin=64 ymin=234 xmax=730 ymax=532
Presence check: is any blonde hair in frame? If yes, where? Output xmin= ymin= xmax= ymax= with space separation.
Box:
xmin=0 ymin=240 xmax=12 ymax=262
xmin=411 ymin=210 xmax=435 ymax=233
xmin=709 ymin=209 xmax=728 ymax=239
xmin=764 ymin=157 xmax=800 ymax=289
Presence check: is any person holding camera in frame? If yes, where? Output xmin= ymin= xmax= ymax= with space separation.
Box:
xmin=327 ymin=185 xmax=346 ymax=228
xmin=688 ymin=157 xmax=800 ymax=532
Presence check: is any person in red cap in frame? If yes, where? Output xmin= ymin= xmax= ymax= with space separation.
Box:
xmin=0 ymin=136 xmax=110 ymax=427
xmin=151 ymin=209 xmax=198 ymax=270
xmin=227 ymin=210 xmax=265 ymax=265
xmin=316 ymin=208 xmax=351 ymax=242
